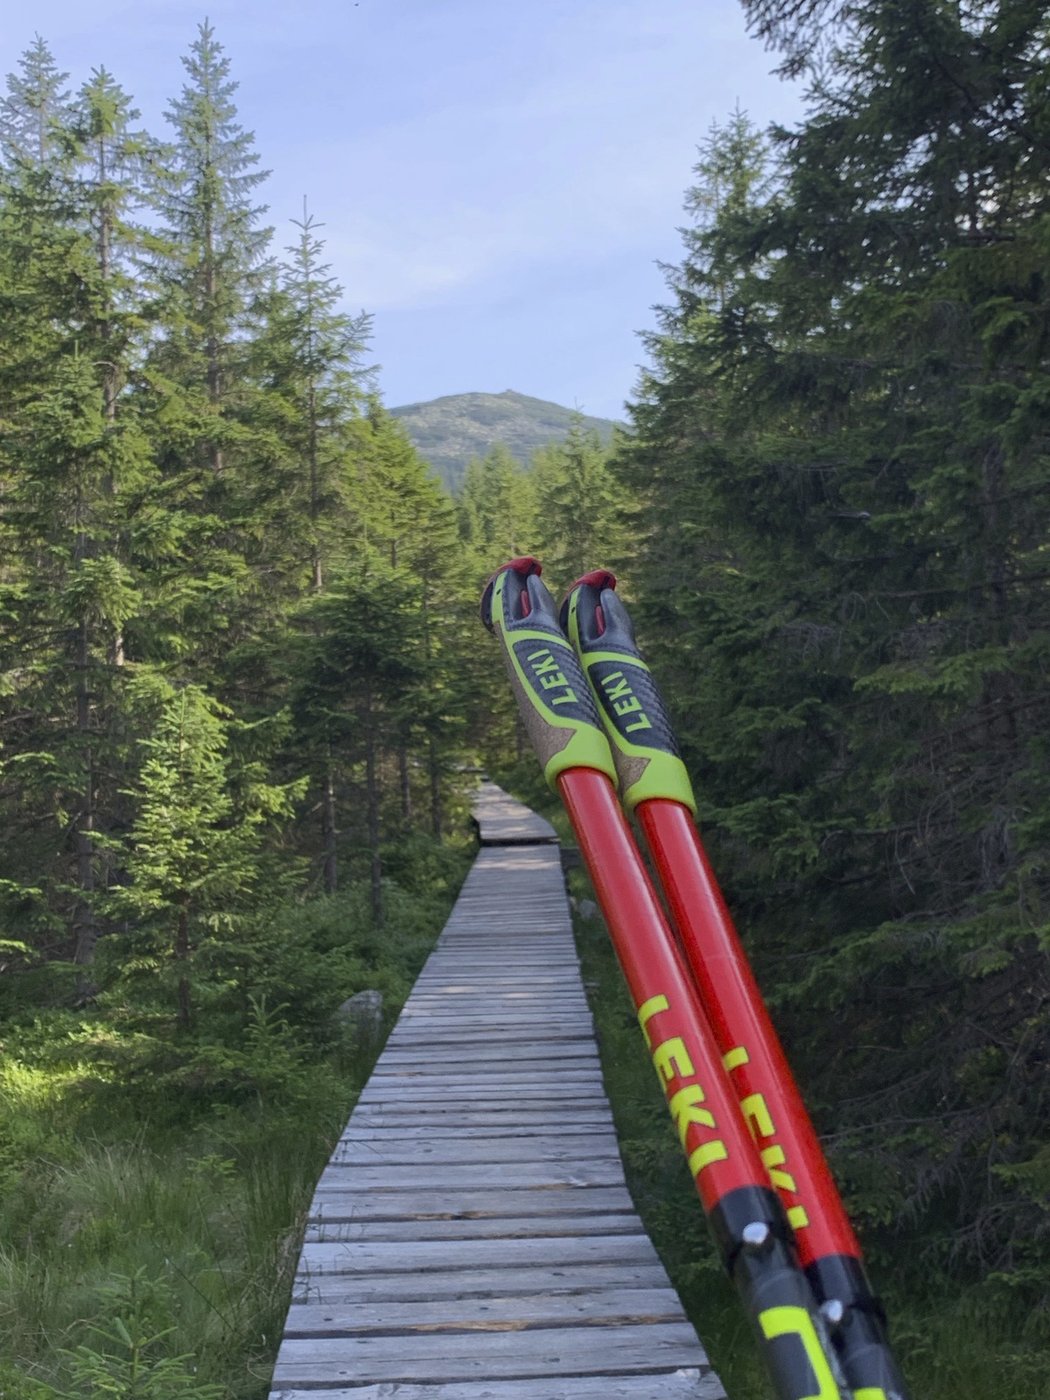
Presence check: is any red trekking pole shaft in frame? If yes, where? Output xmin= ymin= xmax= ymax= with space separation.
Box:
xmin=562 ymin=569 xmax=909 ymax=1400
xmin=482 ymin=558 xmax=847 ymax=1400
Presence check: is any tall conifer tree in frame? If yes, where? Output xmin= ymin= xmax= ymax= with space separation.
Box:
xmin=0 ymin=54 xmax=158 ymax=965
xmin=622 ymin=2 xmax=1050 ymax=1279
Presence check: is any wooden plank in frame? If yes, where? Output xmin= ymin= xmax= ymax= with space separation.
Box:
xmin=308 ymin=1211 xmax=639 ymax=1239
xmin=354 ymin=1087 xmax=609 ymax=1108
xmin=357 ymin=1079 xmax=607 ymax=1099
xmin=291 ymin=1260 xmax=679 ymax=1307
xmin=271 ymin=1373 xmax=726 ymax=1400
xmin=369 ymin=1052 xmax=604 ymax=1075
xmin=389 ymin=1018 xmax=593 ymax=1030
xmin=281 ymin=1286 xmax=687 ymax=1333
xmin=314 ymin=1162 xmax=625 ymax=1192
xmin=382 ymin=1011 xmax=585 ymax=1026
xmin=330 ymin=1135 xmax=621 ymax=1166
xmin=376 ymin=1048 xmax=602 ymax=1068
xmin=361 ymin=1068 xmax=605 ymax=1085
xmin=306 ymin=1186 xmax=636 ymax=1218
xmin=348 ymin=1093 xmax=608 ymax=1109
xmin=342 ymin=1121 xmax=614 ymax=1138
xmin=340 ymin=1122 xmax=615 ymax=1140
xmin=395 ymin=996 xmax=594 ymax=1009
xmin=271 ymin=1323 xmax=707 ymax=1384
xmin=303 ymin=1214 xmax=642 ymax=1242
xmin=297 ymin=1234 xmax=661 ymax=1275
xmin=388 ymin=1028 xmax=593 ymax=1038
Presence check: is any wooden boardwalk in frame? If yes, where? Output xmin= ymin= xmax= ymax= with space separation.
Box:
xmin=269 ymin=783 xmax=726 ymax=1399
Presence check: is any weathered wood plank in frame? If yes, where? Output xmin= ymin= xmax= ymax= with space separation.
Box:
xmin=361 ymin=1069 xmax=606 ymax=1087
xmin=314 ymin=1162 xmax=625 ymax=1191
xmin=375 ymin=1051 xmax=603 ymax=1070
xmin=356 ymin=1093 xmax=608 ymax=1112
xmin=353 ymin=1088 xmax=609 ymax=1109
xmin=307 ymin=1186 xmax=636 ymax=1219
xmin=271 ymin=1373 xmax=726 ymax=1400
xmin=271 ymin=1323 xmax=707 ymax=1384
xmin=291 ymin=1260 xmax=679 ymax=1306
xmin=303 ymin=1212 xmax=640 ymax=1242
xmin=341 ymin=1119 xmax=615 ymax=1138
xmin=388 ymin=1024 xmax=594 ymax=1037
xmin=281 ymin=1286 xmax=687 ymax=1334
xmin=330 ymin=1135 xmax=619 ymax=1166
xmin=297 ymin=1234 xmax=661 ymax=1275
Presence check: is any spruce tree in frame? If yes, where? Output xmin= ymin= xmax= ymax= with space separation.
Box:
xmin=456 ymin=443 xmax=537 ymax=566
xmin=530 ymin=413 xmax=626 ymax=584
xmin=153 ymin=20 xmax=270 ymax=477
xmin=270 ymin=202 xmax=372 ymax=594
xmin=291 ymin=563 xmax=428 ymax=923
xmin=0 ymin=54 xmax=158 ymax=966
xmin=0 ymin=35 xmax=74 ymax=168
xmin=621 ymin=3 xmax=1050 ymax=1285
xmin=106 ymin=676 xmax=299 ymax=1029
xmin=352 ymin=404 xmax=469 ymax=837
xmin=145 ymin=22 xmax=282 ymax=679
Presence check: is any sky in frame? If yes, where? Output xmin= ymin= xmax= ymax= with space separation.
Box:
xmin=1 ymin=1 xmax=804 ymax=421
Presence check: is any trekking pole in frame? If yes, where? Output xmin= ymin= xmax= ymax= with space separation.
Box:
xmin=562 ymin=568 xmax=910 ymax=1400
xmin=482 ymin=556 xmax=848 ymax=1400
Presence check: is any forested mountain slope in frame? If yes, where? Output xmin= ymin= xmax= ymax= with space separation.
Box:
xmin=390 ymin=389 xmax=621 ymax=491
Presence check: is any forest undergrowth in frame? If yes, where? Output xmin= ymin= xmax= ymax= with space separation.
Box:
xmin=0 ymin=844 xmax=472 ymax=1400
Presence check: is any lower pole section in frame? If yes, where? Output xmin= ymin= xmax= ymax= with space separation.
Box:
xmin=557 ymin=768 xmax=848 ymax=1400
xmin=637 ymin=800 xmax=909 ymax=1399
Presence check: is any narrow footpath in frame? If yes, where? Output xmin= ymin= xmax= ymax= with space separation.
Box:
xmin=269 ymin=782 xmax=726 ymax=1399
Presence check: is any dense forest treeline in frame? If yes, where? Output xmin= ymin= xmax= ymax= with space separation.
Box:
xmin=0 ymin=21 xmax=625 ymax=1398
xmin=608 ymin=0 xmax=1048 ymax=1387
xmin=2 ymin=2 xmax=1048 ymax=1397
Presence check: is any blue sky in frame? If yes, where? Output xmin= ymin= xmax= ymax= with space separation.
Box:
xmin=2 ymin=1 xmax=803 ymax=420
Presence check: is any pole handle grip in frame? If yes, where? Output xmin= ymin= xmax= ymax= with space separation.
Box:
xmin=561 ymin=571 xmax=697 ymax=814
xmin=481 ymin=558 xmax=618 ymax=790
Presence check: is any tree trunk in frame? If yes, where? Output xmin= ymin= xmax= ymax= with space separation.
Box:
xmin=204 ymin=196 xmax=224 ymax=474
xmin=429 ymin=736 xmax=443 ymax=840
xmin=72 ymin=526 xmax=97 ymax=968
xmin=365 ymin=688 xmax=382 ymax=926
xmin=322 ymin=757 xmax=338 ymax=894
xmin=308 ymin=379 xmax=324 ymax=590
xmin=399 ymin=747 xmax=413 ymax=825
xmin=176 ymin=901 xmax=191 ymax=1029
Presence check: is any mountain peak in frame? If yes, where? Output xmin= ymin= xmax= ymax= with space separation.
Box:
xmin=390 ymin=390 xmax=622 ymax=492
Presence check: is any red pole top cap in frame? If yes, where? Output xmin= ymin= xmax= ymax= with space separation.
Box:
xmin=504 ymin=556 xmax=543 ymax=577
xmin=480 ymin=557 xmax=544 ymax=631
xmin=570 ymin=568 xmax=617 ymax=593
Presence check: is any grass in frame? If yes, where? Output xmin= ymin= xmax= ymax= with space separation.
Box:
xmin=0 ymin=852 xmax=472 ymax=1399
xmin=0 ymin=1129 xmax=328 ymax=1397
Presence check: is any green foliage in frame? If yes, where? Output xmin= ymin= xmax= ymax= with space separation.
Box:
xmin=616 ymin=1 xmax=1050 ymax=1373
xmin=0 ymin=855 xmax=465 ymax=1396
xmin=457 ymin=442 xmax=537 ymax=563
xmin=529 ymin=413 xmax=628 ymax=582
xmin=0 ymin=23 xmax=477 ymax=1399
xmin=52 ymin=1271 xmax=225 ymax=1399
